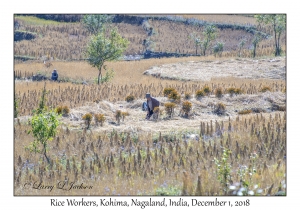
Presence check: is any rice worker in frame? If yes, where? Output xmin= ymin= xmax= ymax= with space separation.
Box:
xmin=145 ymin=93 xmax=160 ymax=120
xmin=51 ymin=69 xmax=58 ymax=81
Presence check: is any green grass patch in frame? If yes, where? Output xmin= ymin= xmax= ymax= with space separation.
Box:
xmin=15 ymin=15 xmax=61 ymax=25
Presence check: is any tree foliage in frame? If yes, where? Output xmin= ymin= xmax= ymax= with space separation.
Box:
xmin=189 ymin=33 xmax=201 ymax=55
xmin=213 ymin=41 xmax=224 ymax=57
xmin=27 ymin=110 xmax=60 ymax=163
xmin=255 ymin=14 xmax=286 ymax=56
xmin=202 ymin=25 xmax=217 ymax=56
xmin=82 ymin=14 xmax=115 ymax=34
xmin=85 ymin=28 xmax=129 ymax=85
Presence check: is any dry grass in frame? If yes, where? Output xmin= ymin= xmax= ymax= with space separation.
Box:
xmin=14 ymin=111 xmax=286 ymax=195
xmin=14 ymin=15 xmax=286 ymax=61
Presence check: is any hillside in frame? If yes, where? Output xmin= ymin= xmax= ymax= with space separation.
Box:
xmin=14 ymin=14 xmax=286 ymax=61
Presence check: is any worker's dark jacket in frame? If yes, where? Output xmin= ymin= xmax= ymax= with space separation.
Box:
xmin=147 ymin=97 xmax=160 ymax=112
xmin=51 ymin=72 xmax=58 ymax=81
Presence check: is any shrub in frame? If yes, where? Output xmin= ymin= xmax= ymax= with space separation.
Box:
xmin=94 ymin=113 xmax=105 ymax=126
xmin=125 ymin=95 xmax=135 ymax=102
xmin=203 ymin=86 xmax=211 ymax=95
xmin=215 ymin=87 xmax=223 ymax=98
xmin=121 ymin=111 xmax=129 ymax=121
xmin=214 ymin=102 xmax=226 ymax=115
xmin=195 ymin=90 xmax=205 ymax=99
xmin=55 ymin=105 xmax=63 ymax=115
xmin=238 ymin=109 xmax=252 ymax=115
xmin=181 ymin=101 xmax=192 ymax=117
xmin=227 ymin=87 xmax=236 ymax=96
xmin=163 ymin=87 xmax=176 ymax=97
xmin=260 ymin=86 xmax=271 ymax=92
xmin=82 ymin=113 xmax=93 ymax=129
xmin=168 ymin=90 xmax=181 ymax=102
xmin=164 ymin=102 xmax=176 ymax=118
xmin=62 ymin=105 xmax=70 ymax=116
xmin=26 ymin=110 xmax=60 ymax=163
xmin=115 ymin=110 xmax=122 ymax=124
xmin=184 ymin=92 xmax=191 ymax=100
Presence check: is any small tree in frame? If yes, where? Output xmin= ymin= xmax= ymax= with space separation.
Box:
xmin=255 ymin=14 xmax=286 ymax=56
xmin=201 ymin=25 xmax=217 ymax=56
xmin=27 ymin=110 xmax=60 ymax=163
xmin=213 ymin=41 xmax=224 ymax=57
xmin=82 ymin=14 xmax=115 ymax=34
xmin=189 ymin=32 xmax=201 ymax=55
xmin=85 ymin=29 xmax=129 ymax=85
xmin=252 ymin=34 xmax=261 ymax=58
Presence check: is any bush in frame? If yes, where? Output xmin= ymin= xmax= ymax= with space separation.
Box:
xmin=260 ymin=86 xmax=271 ymax=92
xmin=62 ymin=105 xmax=70 ymax=116
xmin=94 ymin=113 xmax=105 ymax=126
xmin=164 ymin=102 xmax=176 ymax=118
xmin=168 ymin=90 xmax=181 ymax=102
xmin=125 ymin=95 xmax=135 ymax=102
xmin=227 ymin=87 xmax=236 ymax=96
xmin=215 ymin=87 xmax=223 ymax=98
xmin=55 ymin=105 xmax=63 ymax=115
xmin=214 ymin=102 xmax=226 ymax=115
xmin=181 ymin=101 xmax=192 ymax=117
xmin=82 ymin=113 xmax=93 ymax=129
xmin=163 ymin=87 xmax=176 ymax=97
xmin=184 ymin=92 xmax=192 ymax=100
xmin=203 ymin=86 xmax=211 ymax=95
xmin=238 ymin=109 xmax=252 ymax=115
xmin=195 ymin=90 xmax=205 ymax=99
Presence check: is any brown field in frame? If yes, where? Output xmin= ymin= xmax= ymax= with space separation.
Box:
xmin=14 ymin=15 xmax=286 ymax=61
xmin=14 ymin=15 xmax=286 ymax=196
xmin=14 ymin=111 xmax=286 ymax=195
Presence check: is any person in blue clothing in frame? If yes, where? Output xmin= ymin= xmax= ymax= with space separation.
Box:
xmin=51 ymin=69 xmax=58 ymax=81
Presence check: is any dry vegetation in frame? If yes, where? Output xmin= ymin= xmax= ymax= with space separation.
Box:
xmin=14 ymin=14 xmax=286 ymax=196
xmin=14 ymin=112 xmax=286 ymax=195
xmin=14 ymin=15 xmax=286 ymax=61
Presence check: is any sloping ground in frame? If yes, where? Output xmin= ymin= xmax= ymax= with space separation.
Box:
xmin=47 ymin=91 xmax=286 ymax=134
xmin=144 ymin=57 xmax=286 ymax=81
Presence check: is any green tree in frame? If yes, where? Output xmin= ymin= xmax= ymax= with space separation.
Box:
xmin=201 ymin=25 xmax=217 ymax=56
xmin=82 ymin=14 xmax=115 ymax=34
xmin=27 ymin=110 xmax=60 ymax=163
xmin=252 ymin=34 xmax=261 ymax=58
xmin=213 ymin=41 xmax=224 ymax=57
xmin=85 ymin=29 xmax=129 ymax=85
xmin=189 ymin=33 xmax=201 ymax=55
xmin=255 ymin=14 xmax=286 ymax=56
